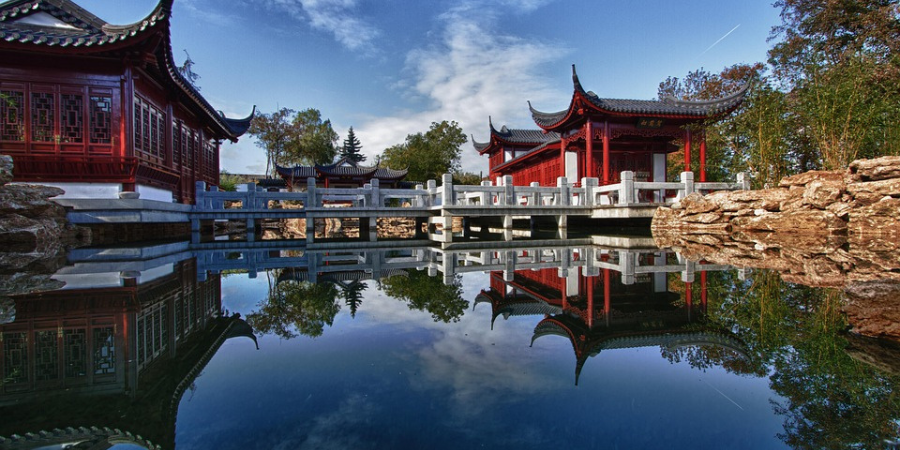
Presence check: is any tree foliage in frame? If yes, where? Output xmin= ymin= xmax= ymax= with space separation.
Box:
xmin=248 ymin=108 xmax=339 ymax=177
xmin=379 ymin=120 xmax=467 ymax=182
xmin=340 ymin=126 xmax=366 ymax=163
xmin=378 ymin=271 xmax=469 ymax=323
xmin=246 ymin=279 xmax=341 ymax=339
xmin=661 ymin=0 xmax=900 ymax=183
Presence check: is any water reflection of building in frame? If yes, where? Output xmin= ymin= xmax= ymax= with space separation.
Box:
xmin=0 ymin=257 xmax=257 ymax=449
xmin=475 ymin=249 xmax=747 ymax=384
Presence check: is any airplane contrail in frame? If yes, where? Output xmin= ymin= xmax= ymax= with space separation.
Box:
xmin=700 ymin=24 xmax=741 ymax=56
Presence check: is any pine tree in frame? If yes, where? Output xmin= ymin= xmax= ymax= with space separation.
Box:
xmin=340 ymin=126 xmax=365 ymax=163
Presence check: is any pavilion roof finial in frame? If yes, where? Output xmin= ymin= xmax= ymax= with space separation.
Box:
xmin=572 ymin=64 xmax=585 ymax=93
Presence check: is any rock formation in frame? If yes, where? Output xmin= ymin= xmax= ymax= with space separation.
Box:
xmin=652 ymin=155 xmax=900 ymax=235
xmin=0 ymin=155 xmax=89 ymax=323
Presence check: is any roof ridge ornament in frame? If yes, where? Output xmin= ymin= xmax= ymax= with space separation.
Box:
xmin=572 ymin=64 xmax=585 ymax=94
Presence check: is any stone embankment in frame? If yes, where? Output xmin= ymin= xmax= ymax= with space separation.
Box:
xmin=652 ymin=156 xmax=900 ymax=341
xmin=0 ymin=155 xmax=89 ymax=324
xmin=652 ymin=155 xmax=900 ymax=235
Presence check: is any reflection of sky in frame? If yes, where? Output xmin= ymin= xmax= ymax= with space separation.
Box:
xmin=181 ymin=270 xmax=786 ymax=449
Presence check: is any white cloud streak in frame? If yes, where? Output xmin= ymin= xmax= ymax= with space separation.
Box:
xmin=263 ymin=0 xmax=380 ymax=51
xmin=354 ymin=0 xmax=567 ymax=174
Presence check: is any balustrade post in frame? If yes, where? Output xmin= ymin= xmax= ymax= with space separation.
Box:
xmin=557 ymin=177 xmax=569 ymax=206
xmin=619 ymin=171 xmax=634 ymax=205
xmin=426 ymin=179 xmax=436 ymax=207
xmin=195 ymin=181 xmax=206 ymax=209
xmin=245 ymin=182 xmax=257 ymax=209
xmin=480 ymin=180 xmax=491 ymax=205
xmin=581 ymin=177 xmax=598 ymax=207
xmin=737 ymin=172 xmax=750 ymax=190
xmin=679 ymin=171 xmax=694 ymax=200
xmin=529 ymin=182 xmax=540 ymax=206
xmin=307 ymin=177 xmax=317 ymax=208
xmin=441 ymin=174 xmax=454 ymax=206
xmin=503 ymin=175 xmax=514 ymax=205
xmin=415 ymin=184 xmax=424 ymax=207
xmin=370 ymin=178 xmax=380 ymax=208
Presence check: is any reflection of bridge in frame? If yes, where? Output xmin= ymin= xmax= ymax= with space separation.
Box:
xmin=63 ymin=236 xmax=743 ymax=287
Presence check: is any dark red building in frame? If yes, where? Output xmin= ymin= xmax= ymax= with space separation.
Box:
xmin=0 ymin=0 xmax=253 ymax=203
xmin=475 ymin=66 xmax=747 ymax=186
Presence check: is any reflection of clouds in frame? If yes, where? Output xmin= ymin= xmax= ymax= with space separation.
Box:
xmin=361 ymin=272 xmax=566 ymax=420
xmin=294 ymin=394 xmax=379 ymax=450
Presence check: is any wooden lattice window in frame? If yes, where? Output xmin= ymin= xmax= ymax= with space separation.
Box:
xmin=93 ymin=326 xmax=116 ymax=375
xmin=89 ymin=95 xmax=112 ymax=144
xmin=64 ymin=328 xmax=87 ymax=379
xmin=31 ymin=92 xmax=55 ymax=142
xmin=172 ymin=120 xmax=182 ymax=166
xmin=0 ymin=90 xmax=25 ymax=141
xmin=134 ymin=96 xmax=166 ymax=157
xmin=2 ymin=332 xmax=28 ymax=384
xmin=61 ymin=93 xmax=83 ymax=143
xmin=34 ymin=330 xmax=58 ymax=381
xmin=204 ymin=139 xmax=216 ymax=180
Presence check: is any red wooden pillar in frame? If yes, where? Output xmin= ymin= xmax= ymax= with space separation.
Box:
xmin=585 ymin=121 xmax=594 ymax=180
xmin=602 ymin=121 xmax=610 ymax=183
xmin=587 ymin=275 xmax=594 ymax=328
xmin=684 ymin=128 xmax=692 ymax=173
xmin=700 ymin=270 xmax=708 ymax=313
xmin=699 ymin=129 xmax=707 ymax=182
xmin=685 ymin=281 xmax=693 ymax=320
xmin=560 ymin=276 xmax=568 ymax=309
xmin=603 ymin=268 xmax=611 ymax=326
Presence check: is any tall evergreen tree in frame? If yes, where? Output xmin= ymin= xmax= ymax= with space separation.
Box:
xmin=340 ymin=126 xmax=365 ymax=163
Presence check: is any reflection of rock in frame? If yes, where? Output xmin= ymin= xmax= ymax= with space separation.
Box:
xmin=0 ymin=297 xmax=14 ymax=324
xmin=654 ymin=229 xmax=900 ymax=339
xmin=653 ymin=156 xmax=900 ymax=235
xmin=845 ymin=333 xmax=900 ymax=377
xmin=843 ymin=280 xmax=900 ymax=339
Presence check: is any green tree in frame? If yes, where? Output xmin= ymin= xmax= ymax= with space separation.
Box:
xmin=379 ymin=271 xmax=468 ymax=323
xmin=247 ymin=279 xmax=341 ymax=339
xmin=380 ymin=120 xmax=467 ymax=182
xmin=292 ymin=108 xmax=339 ymax=166
xmin=218 ymin=170 xmax=242 ymax=191
xmin=452 ymin=171 xmax=483 ymax=185
xmin=340 ymin=126 xmax=366 ymax=164
xmin=248 ymin=107 xmax=296 ymax=178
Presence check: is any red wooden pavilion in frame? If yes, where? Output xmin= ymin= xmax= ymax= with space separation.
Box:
xmin=475 ymin=66 xmax=748 ymax=186
xmin=0 ymin=0 xmax=253 ymax=203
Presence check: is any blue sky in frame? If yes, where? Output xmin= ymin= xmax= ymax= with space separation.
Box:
xmin=78 ymin=0 xmax=781 ymax=175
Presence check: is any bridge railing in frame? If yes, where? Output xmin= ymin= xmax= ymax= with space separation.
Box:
xmin=195 ymin=171 xmax=749 ymax=212
xmin=588 ymin=171 xmax=750 ymax=206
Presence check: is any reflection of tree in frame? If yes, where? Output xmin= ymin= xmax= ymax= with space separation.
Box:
xmin=379 ymin=271 xmax=468 ymax=323
xmin=340 ymin=280 xmax=366 ymax=318
xmin=247 ymin=279 xmax=340 ymax=339
xmin=703 ymin=270 xmax=900 ymax=449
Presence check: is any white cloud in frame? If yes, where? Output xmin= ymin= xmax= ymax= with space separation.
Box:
xmin=263 ymin=0 xmax=380 ymax=51
xmin=354 ymin=0 xmax=567 ymax=175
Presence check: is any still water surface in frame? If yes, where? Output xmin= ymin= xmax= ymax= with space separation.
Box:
xmin=1 ymin=238 xmax=897 ymax=449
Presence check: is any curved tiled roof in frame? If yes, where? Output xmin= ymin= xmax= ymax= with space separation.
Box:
xmin=276 ymin=164 xmax=316 ymax=179
xmin=529 ymin=65 xmax=749 ymax=129
xmin=473 ymin=117 xmax=560 ymax=154
xmin=0 ymin=0 xmax=253 ymax=141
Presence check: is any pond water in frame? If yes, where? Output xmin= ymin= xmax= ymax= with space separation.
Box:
xmin=1 ymin=236 xmax=899 ymax=450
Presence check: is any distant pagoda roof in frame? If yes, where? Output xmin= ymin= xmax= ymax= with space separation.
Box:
xmin=528 ymin=65 xmax=749 ymax=130
xmin=0 ymin=0 xmax=254 ymax=141
xmin=277 ymin=157 xmax=408 ymax=181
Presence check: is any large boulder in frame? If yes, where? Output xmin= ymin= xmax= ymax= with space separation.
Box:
xmin=779 ymin=170 xmax=845 ymax=187
xmin=731 ymin=209 xmax=845 ymax=233
xmin=850 ymin=156 xmax=900 ymax=181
